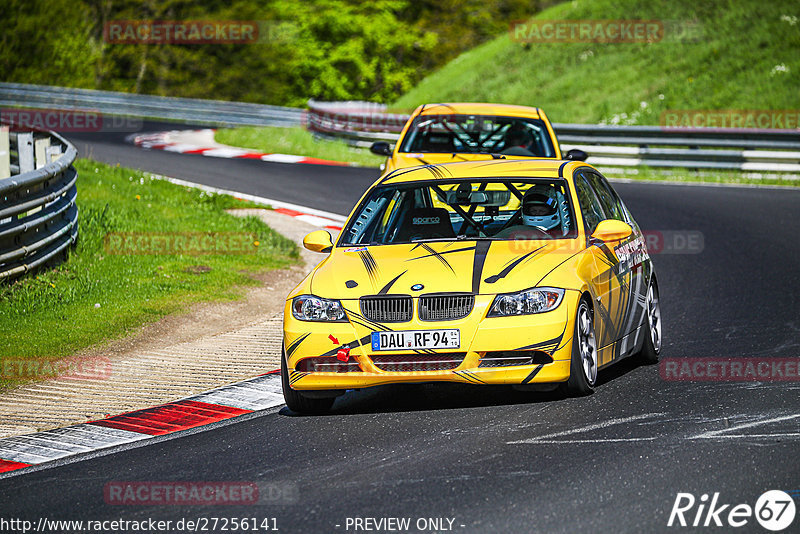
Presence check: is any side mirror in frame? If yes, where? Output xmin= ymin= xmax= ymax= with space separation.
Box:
xmin=370 ymin=141 xmax=393 ymax=157
xmin=591 ymin=220 xmax=632 ymax=242
xmin=303 ymin=230 xmax=333 ymax=253
xmin=564 ymin=148 xmax=588 ymax=161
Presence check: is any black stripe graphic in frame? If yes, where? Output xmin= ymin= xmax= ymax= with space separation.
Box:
xmin=408 ymin=244 xmax=476 ymax=262
xmin=286 ymin=333 xmax=310 ymax=357
xmin=378 ymin=271 xmax=407 ymax=295
xmin=484 ymin=247 xmax=544 ymax=284
xmin=418 ymin=243 xmax=455 ymax=273
xmin=516 ymin=321 xmax=568 ymax=352
xmin=471 ymin=240 xmax=491 ymax=294
xmin=357 ymin=249 xmax=379 ymax=284
xmin=521 ymin=364 xmax=545 ymax=385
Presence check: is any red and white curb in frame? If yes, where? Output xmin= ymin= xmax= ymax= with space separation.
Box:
xmin=149 ymin=173 xmax=346 ymax=232
xmin=129 ymin=129 xmax=352 ymax=167
xmin=0 ymin=372 xmax=284 ymax=476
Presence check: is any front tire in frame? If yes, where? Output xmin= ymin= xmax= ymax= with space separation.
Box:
xmin=560 ymin=299 xmax=597 ymax=397
xmin=636 ymin=280 xmax=662 ymax=364
xmin=281 ymin=348 xmax=334 ymax=415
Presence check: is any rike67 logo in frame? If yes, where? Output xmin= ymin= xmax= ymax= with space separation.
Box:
xmin=668 ymin=490 xmax=796 ymax=531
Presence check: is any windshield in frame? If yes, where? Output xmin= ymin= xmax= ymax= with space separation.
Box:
xmin=399 ymin=114 xmax=556 ymax=158
xmin=339 ymin=179 xmax=578 ymax=246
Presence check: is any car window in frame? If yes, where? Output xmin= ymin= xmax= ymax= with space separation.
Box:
xmin=399 ymin=115 xmax=556 ymax=158
xmin=582 ymin=171 xmax=623 ymax=221
xmin=339 ymin=178 xmax=578 ymax=245
xmin=573 ymin=173 xmax=607 ymax=234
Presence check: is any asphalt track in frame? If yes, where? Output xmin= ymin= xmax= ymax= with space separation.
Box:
xmin=1 ymin=122 xmax=799 ymax=533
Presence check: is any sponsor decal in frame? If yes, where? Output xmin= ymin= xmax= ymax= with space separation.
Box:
xmin=614 ymin=235 xmax=648 ymax=270
xmin=344 ymin=246 xmax=369 ymax=253
xmin=412 ymin=217 xmax=441 ymax=225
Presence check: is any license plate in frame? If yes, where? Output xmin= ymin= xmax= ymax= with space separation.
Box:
xmin=371 ymin=330 xmax=460 ymax=351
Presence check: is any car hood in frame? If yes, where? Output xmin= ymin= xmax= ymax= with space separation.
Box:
xmin=391 ymin=152 xmax=552 ymax=169
xmin=310 ymin=239 xmax=583 ymax=299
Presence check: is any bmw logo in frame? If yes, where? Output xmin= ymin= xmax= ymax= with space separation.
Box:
xmin=411 ymin=284 xmax=424 ymax=291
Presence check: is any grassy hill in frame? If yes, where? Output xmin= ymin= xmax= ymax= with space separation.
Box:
xmin=393 ymin=0 xmax=800 ymax=125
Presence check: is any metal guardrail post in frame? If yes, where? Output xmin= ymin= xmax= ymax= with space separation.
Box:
xmin=305 ymin=100 xmax=800 ymax=173
xmin=0 ymin=126 xmax=79 ymax=281
xmin=16 ymin=132 xmax=34 ymax=174
xmin=0 ymin=126 xmax=9 ymax=179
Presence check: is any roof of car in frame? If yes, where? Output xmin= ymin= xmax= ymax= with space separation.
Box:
xmin=381 ymin=159 xmax=591 ymax=185
xmin=416 ymin=102 xmax=542 ymax=119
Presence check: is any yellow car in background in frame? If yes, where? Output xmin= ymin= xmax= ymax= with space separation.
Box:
xmin=281 ymin=159 xmax=661 ymax=414
xmin=370 ymin=102 xmax=587 ymax=175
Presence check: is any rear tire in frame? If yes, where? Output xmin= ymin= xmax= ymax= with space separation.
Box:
xmin=281 ymin=347 xmax=335 ymax=415
xmin=560 ymin=299 xmax=597 ymax=397
xmin=636 ymin=280 xmax=662 ymax=364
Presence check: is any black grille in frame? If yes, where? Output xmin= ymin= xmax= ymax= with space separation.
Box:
xmin=371 ymin=353 xmax=466 ymax=372
xmin=296 ymin=357 xmax=361 ymax=373
xmin=360 ymin=295 xmax=413 ymax=323
xmin=478 ymin=351 xmax=553 ymax=368
xmin=418 ymin=294 xmax=474 ymax=321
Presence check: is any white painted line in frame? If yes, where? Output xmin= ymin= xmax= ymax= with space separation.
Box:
xmin=201 ymin=147 xmax=254 ymax=158
xmin=0 ymin=424 xmax=151 ymax=464
xmin=148 ymin=173 xmax=348 ymax=222
xmin=507 ymin=413 xmax=664 ymax=444
xmin=162 ymin=143 xmax=203 ymax=153
xmin=518 ymin=437 xmax=659 ymax=444
xmin=690 ymin=413 xmax=800 ymax=440
xmin=188 ymin=374 xmax=284 ymax=411
xmin=695 ymin=433 xmax=800 ymax=439
xmin=130 ymin=129 xmax=356 ymax=168
xmin=261 ymin=153 xmax=305 ymax=163
xmin=296 ymin=214 xmax=343 ymax=227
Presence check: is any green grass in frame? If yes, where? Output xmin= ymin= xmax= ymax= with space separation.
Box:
xmin=0 ymin=160 xmax=299 ymax=389
xmin=215 ymin=125 xmax=385 ymax=167
xmin=393 ymin=0 xmax=800 ymax=125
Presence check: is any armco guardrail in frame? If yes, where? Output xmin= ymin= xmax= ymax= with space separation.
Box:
xmin=3 ymin=85 xmax=797 ymax=172
xmin=0 ymin=82 xmax=304 ymax=127
xmin=0 ymin=125 xmax=78 ymax=280
xmin=307 ymin=101 xmax=800 ymax=173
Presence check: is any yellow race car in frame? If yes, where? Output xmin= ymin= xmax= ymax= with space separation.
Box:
xmin=369 ymin=102 xmax=587 ymax=176
xmin=282 ymin=159 xmax=661 ymax=413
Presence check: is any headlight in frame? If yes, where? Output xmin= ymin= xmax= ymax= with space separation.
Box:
xmin=488 ymin=287 xmax=564 ymax=317
xmin=292 ymin=295 xmax=347 ymax=322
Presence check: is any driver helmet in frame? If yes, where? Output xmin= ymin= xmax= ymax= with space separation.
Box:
xmin=504 ymin=125 xmax=532 ymax=149
xmin=521 ymin=186 xmax=560 ymax=230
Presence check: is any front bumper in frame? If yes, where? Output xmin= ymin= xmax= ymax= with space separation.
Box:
xmin=283 ymin=293 xmax=577 ymax=390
